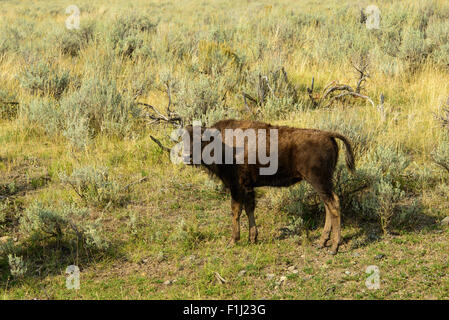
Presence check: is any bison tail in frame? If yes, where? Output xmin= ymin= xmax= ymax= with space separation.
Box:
xmin=329 ymin=133 xmax=355 ymax=173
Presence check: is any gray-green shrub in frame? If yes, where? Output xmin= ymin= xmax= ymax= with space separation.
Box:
xmin=60 ymin=166 xmax=129 ymax=208
xmin=7 ymin=254 xmax=28 ymax=278
xmin=23 ymin=98 xmax=62 ymax=135
xmin=108 ymin=12 xmax=157 ymax=57
xmin=19 ymin=201 xmax=108 ymax=250
xmin=19 ymin=62 xmax=71 ymax=99
xmin=59 ymin=77 xmax=139 ymax=137
xmin=55 ymin=21 xmax=96 ymax=57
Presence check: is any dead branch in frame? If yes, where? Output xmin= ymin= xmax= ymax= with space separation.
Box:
xmin=431 ymin=156 xmax=449 ymax=174
xmin=257 ymin=74 xmax=268 ymax=105
xmin=323 ymin=84 xmax=354 ymax=99
xmin=165 ymin=82 xmax=172 ymax=115
xmin=215 ymin=272 xmax=227 ymax=284
xmin=308 ymin=59 xmax=374 ymax=108
xmin=360 ymin=8 xmax=367 ymax=24
xmin=322 ymin=81 xmax=337 ymax=94
xmin=307 ymin=77 xmax=319 ymax=107
xmin=242 ymin=92 xmax=258 ymax=110
xmin=352 ymin=56 xmax=370 ymax=93
xmin=323 ymin=91 xmax=375 ymax=108
xmin=138 ymin=102 xmax=182 ymax=126
xmin=150 ymin=135 xmax=171 ymax=153
xmin=279 ymin=66 xmax=297 ymax=100
xmin=122 ymin=176 xmax=149 ymax=191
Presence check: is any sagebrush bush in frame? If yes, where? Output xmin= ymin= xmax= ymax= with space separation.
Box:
xmin=108 ymin=12 xmax=157 ymax=57
xmin=60 ymin=77 xmax=139 ymax=138
xmin=55 ymin=21 xmax=96 ymax=57
xmin=262 ymin=96 xmax=301 ymax=120
xmin=426 ymin=19 xmax=449 ymax=68
xmin=0 ymin=202 xmax=7 ymax=230
xmin=176 ymin=74 xmax=225 ymax=125
xmin=21 ymin=77 xmax=140 ymax=147
xmin=0 ymin=25 xmax=22 ymax=55
xmin=7 ymin=254 xmax=28 ymax=278
xmin=60 ymin=166 xmax=129 ymax=208
xmin=431 ymin=137 xmax=449 ymax=175
xmin=197 ymin=40 xmax=243 ymax=75
xmin=20 ymin=201 xmax=108 ymax=250
xmin=19 ymin=61 xmax=71 ymax=99
xmin=22 ymin=98 xmax=62 ymax=135
xmin=241 ymin=66 xmax=298 ymax=109
xmin=398 ymin=27 xmax=432 ymax=72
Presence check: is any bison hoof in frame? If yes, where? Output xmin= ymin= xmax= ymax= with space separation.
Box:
xmin=249 ymin=228 xmax=258 ymax=244
xmin=317 ymin=240 xmax=329 ymax=249
xmin=249 ymin=237 xmax=258 ymax=244
xmin=227 ymin=239 xmax=239 ymax=247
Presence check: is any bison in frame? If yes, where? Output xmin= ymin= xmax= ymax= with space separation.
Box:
xmin=182 ymin=119 xmax=355 ymax=255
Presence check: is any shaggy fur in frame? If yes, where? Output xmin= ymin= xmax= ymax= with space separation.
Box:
xmin=184 ymin=119 xmax=355 ymax=254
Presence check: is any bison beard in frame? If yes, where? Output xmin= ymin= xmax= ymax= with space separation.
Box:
xmin=184 ymin=119 xmax=355 ymax=255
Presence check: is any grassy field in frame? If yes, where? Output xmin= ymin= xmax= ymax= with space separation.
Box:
xmin=1 ymin=0 xmax=449 ymax=299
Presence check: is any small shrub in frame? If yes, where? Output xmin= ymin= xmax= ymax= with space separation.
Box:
xmin=0 ymin=25 xmax=22 ymax=55
xmin=427 ymin=20 xmax=449 ymax=68
xmin=60 ymin=166 xmax=129 ymax=208
xmin=242 ymin=67 xmax=298 ymax=110
xmin=262 ymin=96 xmax=301 ymax=120
xmin=19 ymin=201 xmax=108 ymax=250
xmin=431 ymin=138 xmax=449 ymax=175
xmin=8 ymin=254 xmax=28 ymax=278
xmin=398 ymin=27 xmax=432 ymax=72
xmin=375 ymin=179 xmax=405 ymax=235
xmin=59 ymin=77 xmax=139 ymax=137
xmin=0 ymin=202 xmax=7 ymax=229
xmin=108 ymin=13 xmax=157 ymax=57
xmin=197 ymin=40 xmax=243 ymax=75
xmin=63 ymin=115 xmax=90 ymax=150
xmin=23 ymin=98 xmax=61 ymax=135
xmin=19 ymin=62 xmax=71 ymax=99
xmin=176 ymin=75 xmax=225 ymax=125
xmin=56 ymin=21 xmax=96 ymax=57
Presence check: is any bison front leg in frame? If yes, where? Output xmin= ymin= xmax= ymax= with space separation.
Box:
xmin=230 ymin=198 xmax=242 ymax=245
xmin=244 ymin=191 xmax=258 ymax=244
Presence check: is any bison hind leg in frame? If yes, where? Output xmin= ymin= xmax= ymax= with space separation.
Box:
xmin=304 ymin=171 xmax=341 ymax=255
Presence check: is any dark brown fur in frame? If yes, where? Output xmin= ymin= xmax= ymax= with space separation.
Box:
xmin=184 ymin=119 xmax=355 ymax=254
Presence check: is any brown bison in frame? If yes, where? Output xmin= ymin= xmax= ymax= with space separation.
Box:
xmin=182 ymin=119 xmax=355 ymax=255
